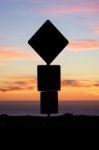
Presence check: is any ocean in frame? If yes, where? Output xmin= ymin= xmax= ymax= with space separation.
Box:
xmin=0 ymin=101 xmax=99 ymax=116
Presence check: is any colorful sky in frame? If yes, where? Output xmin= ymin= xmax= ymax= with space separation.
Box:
xmin=0 ymin=0 xmax=99 ymax=101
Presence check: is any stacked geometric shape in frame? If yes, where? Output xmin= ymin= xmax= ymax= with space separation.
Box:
xmin=28 ymin=20 xmax=69 ymax=115
xmin=37 ymin=65 xmax=60 ymax=114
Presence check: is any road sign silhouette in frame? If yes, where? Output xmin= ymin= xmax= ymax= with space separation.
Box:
xmin=41 ymin=91 xmax=58 ymax=114
xmin=28 ymin=20 xmax=69 ymax=64
xmin=37 ymin=65 xmax=60 ymax=91
xmin=28 ymin=20 xmax=69 ymax=115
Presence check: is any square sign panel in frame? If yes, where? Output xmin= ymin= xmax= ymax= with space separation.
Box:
xmin=28 ymin=20 xmax=69 ymax=64
xmin=37 ymin=65 xmax=60 ymax=91
xmin=40 ymin=91 xmax=58 ymax=114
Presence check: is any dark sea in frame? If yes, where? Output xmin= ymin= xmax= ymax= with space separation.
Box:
xmin=0 ymin=101 xmax=99 ymax=116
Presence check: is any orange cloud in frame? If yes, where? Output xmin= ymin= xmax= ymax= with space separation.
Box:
xmin=0 ymin=47 xmax=40 ymax=61
xmin=86 ymin=89 xmax=99 ymax=96
xmin=1 ymin=78 xmax=99 ymax=93
xmin=62 ymin=79 xmax=99 ymax=88
xmin=67 ymin=40 xmax=99 ymax=51
xmin=42 ymin=2 xmax=99 ymax=16
xmin=0 ymin=75 xmax=37 ymax=92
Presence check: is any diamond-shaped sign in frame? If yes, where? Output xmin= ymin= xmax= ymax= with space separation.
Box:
xmin=28 ymin=20 xmax=69 ymax=64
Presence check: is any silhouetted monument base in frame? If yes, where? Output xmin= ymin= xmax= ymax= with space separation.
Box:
xmin=40 ymin=91 xmax=58 ymax=114
xmin=37 ymin=65 xmax=60 ymax=91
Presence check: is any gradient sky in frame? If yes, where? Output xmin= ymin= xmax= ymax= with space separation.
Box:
xmin=0 ymin=0 xmax=99 ymax=101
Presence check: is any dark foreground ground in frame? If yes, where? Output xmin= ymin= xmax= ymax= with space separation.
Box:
xmin=0 ymin=114 xmax=99 ymax=146
xmin=0 ymin=114 xmax=99 ymax=150
xmin=1 ymin=113 xmax=99 ymax=129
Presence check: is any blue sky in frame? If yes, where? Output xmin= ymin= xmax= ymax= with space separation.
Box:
xmin=0 ymin=0 xmax=99 ymax=100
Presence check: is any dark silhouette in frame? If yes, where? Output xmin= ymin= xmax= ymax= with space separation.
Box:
xmin=37 ymin=65 xmax=60 ymax=114
xmin=1 ymin=114 xmax=99 ymax=130
xmin=41 ymin=91 xmax=58 ymax=114
xmin=28 ymin=20 xmax=69 ymax=115
xmin=37 ymin=65 xmax=60 ymax=91
xmin=28 ymin=20 xmax=69 ymax=64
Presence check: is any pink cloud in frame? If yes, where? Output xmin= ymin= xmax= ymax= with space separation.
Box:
xmin=16 ymin=1 xmax=99 ymax=17
xmin=0 ymin=62 xmax=6 ymax=67
xmin=67 ymin=40 xmax=99 ymax=52
xmin=42 ymin=2 xmax=99 ymax=16
xmin=94 ymin=26 xmax=99 ymax=35
xmin=0 ymin=47 xmax=40 ymax=62
xmin=90 ymin=24 xmax=99 ymax=35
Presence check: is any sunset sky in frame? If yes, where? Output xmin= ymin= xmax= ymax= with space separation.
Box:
xmin=0 ymin=0 xmax=99 ymax=101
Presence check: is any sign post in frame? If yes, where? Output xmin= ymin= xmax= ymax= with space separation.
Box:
xmin=28 ymin=20 xmax=69 ymax=116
